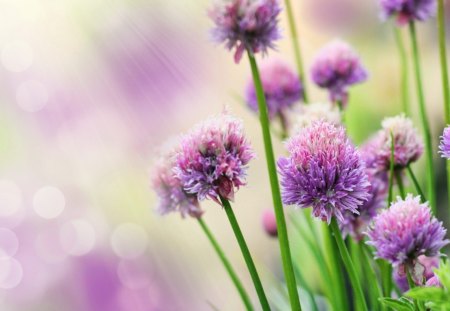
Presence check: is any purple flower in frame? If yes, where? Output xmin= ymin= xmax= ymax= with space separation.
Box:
xmin=246 ymin=59 xmax=303 ymax=120
xmin=439 ymin=125 xmax=450 ymax=159
xmin=278 ymin=120 xmax=371 ymax=223
xmin=175 ymin=112 xmax=255 ymax=204
xmin=151 ymin=151 xmax=203 ymax=218
xmin=310 ymin=39 xmax=367 ymax=107
xmin=379 ymin=0 xmax=436 ymax=26
xmin=362 ymin=115 xmax=423 ymax=171
xmin=425 ymin=275 xmax=441 ymax=287
xmin=262 ymin=208 xmax=277 ymax=237
xmin=339 ymin=167 xmax=388 ymax=240
xmin=366 ymin=195 xmax=449 ymax=266
xmin=208 ymin=0 xmax=282 ymax=63
xmin=393 ymin=255 xmax=440 ymax=291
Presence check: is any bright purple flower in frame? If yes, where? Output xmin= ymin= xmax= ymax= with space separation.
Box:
xmin=208 ymin=0 xmax=282 ymax=63
xmin=379 ymin=0 xmax=436 ymax=26
xmin=246 ymin=59 xmax=303 ymax=120
xmin=393 ymin=255 xmax=440 ymax=291
xmin=175 ymin=112 xmax=255 ymax=204
xmin=278 ymin=120 xmax=371 ymax=223
xmin=366 ymin=195 xmax=448 ymax=266
xmin=151 ymin=151 xmax=203 ymax=218
xmin=310 ymin=39 xmax=367 ymax=107
xmin=339 ymin=167 xmax=388 ymax=240
xmin=262 ymin=208 xmax=277 ymax=237
xmin=379 ymin=115 xmax=423 ymax=170
xmin=439 ymin=126 xmax=450 ymax=159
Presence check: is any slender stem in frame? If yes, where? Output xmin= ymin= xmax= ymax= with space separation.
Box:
xmin=323 ymin=224 xmax=349 ymax=311
xmin=220 ymin=197 xmax=271 ymax=311
xmin=395 ymin=170 xmax=406 ymax=199
xmin=283 ymin=0 xmax=308 ymax=103
xmin=247 ymin=50 xmax=302 ymax=311
xmin=388 ymin=132 xmax=395 ymax=204
xmin=292 ymin=263 xmax=319 ymax=311
xmin=408 ymin=21 xmax=437 ymax=213
xmin=406 ymin=269 xmax=420 ymax=311
xmin=406 ymin=165 xmax=426 ymax=201
xmin=198 ymin=218 xmax=254 ymax=311
xmin=330 ymin=218 xmax=369 ymax=311
xmin=437 ymin=0 xmax=450 ymax=221
xmin=394 ymin=27 xmax=409 ymax=115
xmin=361 ymin=243 xmax=384 ymax=311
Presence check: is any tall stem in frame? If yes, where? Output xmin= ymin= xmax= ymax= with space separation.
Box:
xmin=361 ymin=243 xmax=384 ymax=311
xmin=198 ymin=218 xmax=254 ymax=311
xmin=283 ymin=0 xmax=308 ymax=102
xmin=247 ymin=50 xmax=302 ymax=311
xmin=408 ymin=21 xmax=437 ymax=213
xmin=330 ymin=218 xmax=368 ymax=311
xmin=394 ymin=27 xmax=409 ymax=115
xmin=395 ymin=171 xmax=406 ymax=199
xmin=220 ymin=197 xmax=270 ymax=311
xmin=437 ymin=0 xmax=450 ymax=217
xmin=406 ymin=165 xmax=426 ymax=201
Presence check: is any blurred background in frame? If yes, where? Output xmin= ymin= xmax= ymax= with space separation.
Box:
xmin=0 ymin=0 xmax=449 ymax=310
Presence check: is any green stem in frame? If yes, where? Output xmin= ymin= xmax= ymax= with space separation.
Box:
xmin=292 ymin=263 xmax=319 ymax=311
xmin=388 ymin=132 xmax=395 ymax=205
xmin=283 ymin=0 xmax=308 ymax=102
xmin=323 ymin=224 xmax=349 ymax=311
xmin=198 ymin=218 xmax=254 ymax=311
xmin=406 ymin=165 xmax=426 ymax=201
xmin=394 ymin=27 xmax=409 ymax=115
xmin=438 ymin=0 xmax=450 ymax=123
xmin=408 ymin=21 xmax=437 ymax=214
xmin=330 ymin=218 xmax=368 ymax=311
xmin=220 ymin=197 xmax=270 ymax=311
xmin=406 ymin=269 xmax=420 ymax=311
xmin=247 ymin=50 xmax=302 ymax=311
xmin=395 ymin=170 xmax=406 ymax=199
xmin=361 ymin=243 xmax=384 ymax=311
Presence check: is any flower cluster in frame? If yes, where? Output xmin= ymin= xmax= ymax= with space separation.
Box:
xmin=379 ymin=0 xmax=437 ymax=26
xmin=366 ymin=195 xmax=448 ymax=266
xmin=278 ymin=120 xmax=370 ymax=223
xmin=151 ymin=151 xmax=203 ymax=218
xmin=439 ymin=125 xmax=450 ymax=159
xmin=310 ymin=39 xmax=367 ymax=107
xmin=174 ymin=112 xmax=255 ymax=204
xmin=246 ymin=59 xmax=303 ymax=120
xmin=209 ymin=0 xmax=282 ymax=63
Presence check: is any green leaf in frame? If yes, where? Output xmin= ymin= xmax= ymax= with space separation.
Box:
xmin=406 ymin=287 xmax=445 ymax=301
xmin=379 ymin=297 xmax=415 ymax=311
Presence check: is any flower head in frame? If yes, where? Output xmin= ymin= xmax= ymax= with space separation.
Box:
xmin=366 ymin=195 xmax=448 ymax=266
xmin=246 ymin=59 xmax=303 ymax=119
xmin=292 ymin=102 xmax=341 ymax=132
xmin=151 ymin=151 xmax=203 ymax=218
xmin=379 ymin=0 xmax=436 ymax=26
xmin=339 ymin=167 xmax=388 ymax=240
xmin=374 ymin=114 xmax=424 ymax=170
xmin=278 ymin=120 xmax=370 ymax=223
xmin=209 ymin=0 xmax=282 ymax=63
xmin=262 ymin=208 xmax=277 ymax=237
xmin=439 ymin=125 xmax=450 ymax=159
xmin=310 ymin=39 xmax=367 ymax=107
xmin=175 ymin=112 xmax=255 ymax=204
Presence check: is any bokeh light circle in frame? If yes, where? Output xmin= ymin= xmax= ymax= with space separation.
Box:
xmin=0 ymin=180 xmax=22 ymax=217
xmin=33 ymin=186 xmax=65 ymax=219
xmin=0 ymin=258 xmax=23 ymax=289
xmin=0 ymin=229 xmax=18 ymax=259
xmin=60 ymin=219 xmax=96 ymax=256
xmin=111 ymin=223 xmax=148 ymax=259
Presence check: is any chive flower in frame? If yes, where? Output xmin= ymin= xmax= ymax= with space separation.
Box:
xmin=208 ymin=0 xmax=282 ymax=63
xmin=262 ymin=208 xmax=277 ymax=237
xmin=151 ymin=151 xmax=203 ymax=218
xmin=174 ymin=112 xmax=255 ymax=204
xmin=310 ymin=39 xmax=368 ymax=107
xmin=379 ymin=0 xmax=436 ymax=26
xmin=245 ymin=59 xmax=303 ymax=120
xmin=366 ymin=195 xmax=448 ymax=266
xmin=439 ymin=125 xmax=450 ymax=159
xmin=278 ymin=120 xmax=370 ymax=223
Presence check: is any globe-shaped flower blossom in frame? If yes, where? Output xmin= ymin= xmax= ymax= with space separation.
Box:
xmin=439 ymin=125 xmax=450 ymax=159
xmin=310 ymin=39 xmax=367 ymax=107
xmin=339 ymin=167 xmax=388 ymax=240
xmin=366 ymin=195 xmax=448 ymax=266
xmin=379 ymin=0 xmax=436 ymax=26
xmin=278 ymin=120 xmax=371 ymax=223
xmin=373 ymin=114 xmax=424 ymax=171
xmin=151 ymin=152 xmax=203 ymax=218
xmin=208 ymin=0 xmax=282 ymax=63
xmin=292 ymin=102 xmax=341 ymax=133
xmin=246 ymin=59 xmax=303 ymax=121
xmin=174 ymin=112 xmax=255 ymax=204
xmin=261 ymin=208 xmax=277 ymax=237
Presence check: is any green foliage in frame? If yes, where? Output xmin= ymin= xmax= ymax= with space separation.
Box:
xmin=379 ymin=297 xmax=414 ymax=311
